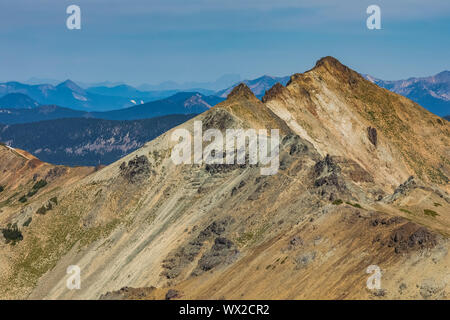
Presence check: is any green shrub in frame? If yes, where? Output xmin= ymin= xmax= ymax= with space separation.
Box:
xmin=1 ymin=223 xmax=23 ymax=244
xmin=50 ymin=197 xmax=58 ymax=205
xmin=27 ymin=189 xmax=37 ymax=197
xmin=32 ymin=180 xmax=47 ymax=190
xmin=332 ymin=199 xmax=343 ymax=205
xmin=0 ymin=185 xmax=4 ymax=192
xmin=346 ymin=201 xmax=362 ymax=209
xmin=26 ymin=180 xmax=48 ymax=198
xmin=18 ymin=195 xmax=27 ymax=203
xmin=433 ymin=202 xmax=442 ymax=207
xmin=400 ymin=208 xmax=412 ymax=214
xmin=424 ymin=209 xmax=439 ymax=217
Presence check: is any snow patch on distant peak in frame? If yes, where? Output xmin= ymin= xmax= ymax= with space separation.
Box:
xmin=72 ymin=92 xmax=88 ymax=101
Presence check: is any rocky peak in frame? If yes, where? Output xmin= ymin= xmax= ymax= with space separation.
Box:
xmin=57 ymin=79 xmax=85 ymax=94
xmin=226 ymin=83 xmax=256 ymax=100
xmin=314 ymin=56 xmax=345 ymax=69
xmin=312 ymin=56 xmax=362 ymax=87
xmin=261 ymin=82 xmax=286 ymax=103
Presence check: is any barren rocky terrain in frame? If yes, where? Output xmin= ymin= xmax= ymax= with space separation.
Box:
xmin=0 ymin=57 xmax=448 ymax=300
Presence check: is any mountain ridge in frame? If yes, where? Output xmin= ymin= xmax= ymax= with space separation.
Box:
xmin=0 ymin=92 xmax=224 ymax=125
xmin=363 ymin=71 xmax=449 ymax=116
xmin=0 ymin=93 xmax=39 ymax=109
xmin=0 ymin=80 xmax=135 ymax=111
xmin=0 ymin=56 xmax=449 ymax=300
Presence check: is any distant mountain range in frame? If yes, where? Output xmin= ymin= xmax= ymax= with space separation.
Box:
xmin=0 ymin=93 xmax=39 ymax=109
xmin=93 ymin=92 xmax=222 ymax=121
xmin=0 ymin=115 xmax=195 ymax=166
xmin=0 ymin=80 xmax=134 ymax=111
xmin=136 ymin=74 xmax=241 ymax=91
xmin=1 ymin=69 xmax=448 ymax=133
xmin=363 ymin=71 xmax=449 ymax=116
xmin=87 ymin=85 xmax=215 ymax=101
xmin=217 ymin=75 xmax=290 ymax=98
xmin=0 ymin=92 xmax=223 ymax=124
xmin=21 ymin=74 xmax=241 ymax=92
xmin=0 ymin=80 xmax=220 ymax=112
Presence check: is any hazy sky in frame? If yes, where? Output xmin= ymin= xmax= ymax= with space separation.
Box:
xmin=1 ymin=0 xmax=449 ymax=85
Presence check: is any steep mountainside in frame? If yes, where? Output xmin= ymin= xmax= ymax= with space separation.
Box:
xmin=0 ymin=115 xmax=195 ymax=166
xmin=364 ymin=71 xmax=450 ymax=116
xmin=0 ymin=57 xmax=448 ymax=300
xmin=0 ymin=144 xmax=94 ymax=225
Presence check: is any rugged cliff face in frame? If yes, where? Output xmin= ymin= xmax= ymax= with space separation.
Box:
xmin=0 ymin=57 xmax=449 ymax=300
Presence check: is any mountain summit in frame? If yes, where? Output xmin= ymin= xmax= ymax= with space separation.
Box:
xmin=56 ymin=79 xmax=86 ymax=95
xmin=227 ymin=83 xmax=256 ymax=100
xmin=1 ymin=57 xmax=449 ymax=300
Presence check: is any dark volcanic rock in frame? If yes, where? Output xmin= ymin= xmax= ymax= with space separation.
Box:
xmin=100 ymin=286 xmax=156 ymax=300
xmin=385 ymin=176 xmax=422 ymax=203
xmin=388 ymin=222 xmax=437 ymax=254
xmin=313 ymin=155 xmax=344 ymax=189
xmin=194 ymin=237 xmax=239 ymax=274
xmin=367 ymin=127 xmax=378 ymax=147
xmin=119 ymin=155 xmax=151 ymax=183
xmin=161 ymin=217 xmax=234 ymax=279
xmin=45 ymin=167 xmax=68 ymax=181
xmin=278 ymin=134 xmax=319 ymax=172
xmin=165 ymin=289 xmax=180 ymax=300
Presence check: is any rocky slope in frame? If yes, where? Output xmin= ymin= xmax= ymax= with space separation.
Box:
xmin=0 ymin=57 xmax=448 ymax=300
xmin=364 ymin=71 xmax=449 ymax=116
xmin=0 ymin=144 xmax=95 ymax=239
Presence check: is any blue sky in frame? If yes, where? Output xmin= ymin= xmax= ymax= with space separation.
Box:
xmin=0 ymin=0 xmax=449 ymax=86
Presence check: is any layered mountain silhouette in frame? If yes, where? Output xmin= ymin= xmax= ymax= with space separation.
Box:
xmin=0 ymin=92 xmax=223 ymax=124
xmin=93 ymin=92 xmax=223 ymax=121
xmin=137 ymin=74 xmax=241 ymax=91
xmin=0 ymin=57 xmax=448 ymax=300
xmin=0 ymin=93 xmax=39 ymax=109
xmin=0 ymin=80 xmax=135 ymax=111
xmin=2 ymin=70 xmax=447 ymax=120
xmin=86 ymin=85 xmax=182 ymax=101
xmin=216 ymin=75 xmax=290 ymax=98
